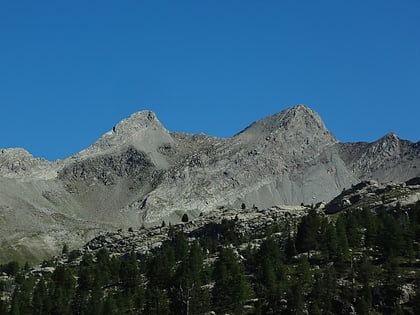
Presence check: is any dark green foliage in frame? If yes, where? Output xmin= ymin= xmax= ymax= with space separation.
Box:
xmin=171 ymin=241 xmax=210 ymax=314
xmin=212 ymin=247 xmax=252 ymax=314
xmin=285 ymin=234 xmax=297 ymax=259
xmin=254 ymin=237 xmax=287 ymax=313
xmin=295 ymin=209 xmax=323 ymax=253
xmin=310 ymin=265 xmax=337 ymax=314
xmin=32 ymin=279 xmax=50 ymax=315
xmin=61 ymin=243 xmax=69 ymax=255
xmin=68 ymin=249 xmax=81 ymax=262
xmin=320 ymin=221 xmax=338 ymax=260
xmin=286 ymin=281 xmax=305 ymax=315
xmin=172 ymin=232 xmax=189 ymax=261
xmin=9 ymin=275 xmax=35 ymax=315
xmin=119 ymin=253 xmax=141 ymax=291
xmin=335 ymin=216 xmax=350 ymax=271
xmin=181 ymin=213 xmax=189 ymax=222
xmin=0 ymin=299 xmax=7 ymax=315
xmin=378 ymin=212 xmax=406 ymax=259
xmin=50 ymin=265 xmax=75 ymax=315
xmin=144 ymin=286 xmax=170 ymax=315
xmin=362 ymin=207 xmax=378 ymax=247
xmin=1 ymin=202 xmax=420 ymax=314
xmin=0 ymin=261 xmax=20 ymax=276
xmin=102 ymin=295 xmax=119 ymax=315
xmin=147 ymin=243 xmax=176 ymax=288
xmin=380 ymin=257 xmax=404 ymax=313
xmin=193 ymin=218 xmax=243 ymax=252
xmin=344 ymin=212 xmax=363 ymax=247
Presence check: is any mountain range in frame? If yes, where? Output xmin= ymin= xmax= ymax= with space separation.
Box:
xmin=1 ymin=104 xmax=419 ymax=263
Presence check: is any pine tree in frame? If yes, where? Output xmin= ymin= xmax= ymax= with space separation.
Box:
xmin=361 ymin=207 xmax=377 ymax=247
xmin=85 ymin=284 xmax=104 ymax=315
xmin=172 ymin=243 xmax=202 ymax=315
xmin=147 ymin=244 xmax=176 ymax=288
xmin=173 ymin=232 xmax=189 ymax=261
xmin=102 ymin=295 xmax=119 ymax=315
xmin=9 ymin=293 xmax=21 ymax=315
xmin=49 ymin=266 xmax=75 ymax=315
xmin=119 ymin=253 xmax=141 ymax=293
xmin=0 ymin=300 xmax=7 ymax=315
xmin=144 ymin=286 xmax=170 ymax=315
xmin=62 ymin=243 xmax=69 ymax=255
xmin=212 ymin=247 xmax=252 ymax=314
xmin=345 ymin=212 xmax=362 ymax=248
xmin=378 ymin=213 xmax=405 ymax=259
xmin=286 ymin=282 xmax=305 ymax=315
xmin=295 ymin=257 xmax=312 ymax=293
xmin=335 ymin=217 xmax=350 ymax=272
xmin=32 ymin=279 xmax=50 ymax=315
xmin=295 ymin=209 xmax=321 ymax=254
xmin=254 ymin=237 xmax=288 ymax=312
xmin=285 ymin=234 xmax=297 ymax=259
xmin=380 ymin=257 xmax=403 ymax=312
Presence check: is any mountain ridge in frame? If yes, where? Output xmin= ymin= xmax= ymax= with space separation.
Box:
xmin=0 ymin=104 xmax=419 ymax=263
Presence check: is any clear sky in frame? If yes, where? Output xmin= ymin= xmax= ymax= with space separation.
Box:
xmin=1 ymin=0 xmax=419 ymax=161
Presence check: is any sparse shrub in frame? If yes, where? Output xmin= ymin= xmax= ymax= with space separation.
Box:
xmin=62 ymin=243 xmax=69 ymax=255
xmin=0 ymin=261 xmax=19 ymax=276
xmin=182 ymin=213 xmax=189 ymax=223
xmin=68 ymin=249 xmax=81 ymax=262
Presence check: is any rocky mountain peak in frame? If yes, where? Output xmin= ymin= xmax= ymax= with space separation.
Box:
xmin=274 ymin=104 xmax=328 ymax=130
xmin=236 ymin=104 xmax=336 ymax=155
xmin=111 ymin=110 xmax=161 ymax=135
xmin=369 ymin=132 xmax=401 ymax=155
xmin=286 ymin=103 xmax=311 ymax=113
xmin=379 ymin=132 xmax=400 ymax=144
xmin=238 ymin=104 xmax=332 ymax=137
xmin=74 ymin=110 xmax=173 ymax=163
xmin=0 ymin=148 xmax=50 ymax=177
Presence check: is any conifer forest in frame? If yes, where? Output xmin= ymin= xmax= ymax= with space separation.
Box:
xmin=1 ymin=201 xmax=420 ymax=314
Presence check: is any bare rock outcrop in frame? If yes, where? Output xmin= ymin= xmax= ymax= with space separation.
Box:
xmin=0 ymin=148 xmax=51 ymax=178
xmin=324 ymin=178 xmax=420 ymax=214
xmin=338 ymin=133 xmax=420 ymax=182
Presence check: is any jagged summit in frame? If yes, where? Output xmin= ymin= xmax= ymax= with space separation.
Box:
xmin=0 ymin=147 xmax=33 ymax=158
xmin=378 ymin=132 xmax=400 ymax=143
xmin=111 ymin=110 xmax=162 ymax=135
xmin=368 ymin=132 xmax=401 ymax=155
xmin=268 ymin=104 xmax=329 ymax=132
xmin=237 ymin=104 xmax=331 ymax=136
xmin=236 ymin=104 xmax=336 ymax=153
xmin=74 ymin=110 xmax=173 ymax=163
xmin=0 ymin=148 xmax=50 ymax=177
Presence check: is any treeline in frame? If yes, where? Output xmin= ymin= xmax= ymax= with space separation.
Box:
xmin=1 ymin=201 xmax=420 ymax=314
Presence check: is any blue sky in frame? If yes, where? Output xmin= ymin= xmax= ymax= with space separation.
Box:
xmin=1 ymin=1 xmax=419 ymax=160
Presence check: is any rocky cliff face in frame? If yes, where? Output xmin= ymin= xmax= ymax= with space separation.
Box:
xmin=139 ymin=105 xmax=357 ymax=223
xmin=1 ymin=104 xmax=419 ymax=263
xmin=338 ymin=132 xmax=420 ymax=182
